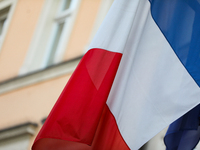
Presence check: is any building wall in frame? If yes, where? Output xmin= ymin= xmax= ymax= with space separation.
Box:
xmin=0 ymin=0 xmax=196 ymax=150
xmin=0 ymin=0 xmax=46 ymax=82
xmin=0 ymin=0 xmax=105 ymax=149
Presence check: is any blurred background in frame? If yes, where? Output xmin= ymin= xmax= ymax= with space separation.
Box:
xmin=0 ymin=0 xmax=199 ymax=150
xmin=0 ymin=0 xmax=114 ymax=149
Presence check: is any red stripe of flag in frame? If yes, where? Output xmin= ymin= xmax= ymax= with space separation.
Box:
xmin=32 ymin=48 xmax=130 ymax=149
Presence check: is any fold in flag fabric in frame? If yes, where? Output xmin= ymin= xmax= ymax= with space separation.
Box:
xmin=164 ymin=104 xmax=200 ymax=150
xmin=32 ymin=0 xmax=200 ymax=149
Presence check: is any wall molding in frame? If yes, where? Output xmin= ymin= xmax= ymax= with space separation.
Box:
xmin=0 ymin=56 xmax=82 ymax=95
xmin=0 ymin=122 xmax=38 ymax=141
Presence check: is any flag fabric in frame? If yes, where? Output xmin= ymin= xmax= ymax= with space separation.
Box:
xmin=149 ymin=0 xmax=200 ymax=149
xmin=32 ymin=0 xmax=200 ymax=150
xmin=164 ymin=104 xmax=200 ymax=150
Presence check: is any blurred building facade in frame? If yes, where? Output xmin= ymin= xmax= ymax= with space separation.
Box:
xmin=0 ymin=0 xmax=114 ymax=149
xmin=0 ymin=0 xmax=199 ymax=150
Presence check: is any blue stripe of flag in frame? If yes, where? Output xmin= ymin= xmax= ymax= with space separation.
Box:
xmin=149 ymin=0 xmax=200 ymax=149
xmin=149 ymin=0 xmax=200 ymax=87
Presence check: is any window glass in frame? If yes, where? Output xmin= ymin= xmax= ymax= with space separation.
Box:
xmin=0 ymin=7 xmax=10 ymax=37
xmin=45 ymin=0 xmax=75 ymax=66
xmin=47 ymin=22 xmax=64 ymax=65
xmin=62 ymin=0 xmax=71 ymax=11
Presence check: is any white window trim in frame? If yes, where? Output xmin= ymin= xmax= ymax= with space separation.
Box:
xmin=19 ymin=0 xmax=55 ymax=75
xmin=42 ymin=0 xmax=80 ymax=67
xmin=19 ymin=0 xmax=81 ymax=75
xmin=0 ymin=0 xmax=18 ymax=53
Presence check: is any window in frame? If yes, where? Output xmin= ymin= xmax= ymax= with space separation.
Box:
xmin=20 ymin=0 xmax=81 ymax=75
xmin=0 ymin=0 xmax=17 ymax=53
xmin=0 ymin=7 xmax=10 ymax=38
xmin=43 ymin=0 xmax=77 ymax=66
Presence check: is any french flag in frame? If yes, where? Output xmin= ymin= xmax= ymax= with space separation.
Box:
xmin=32 ymin=0 xmax=200 ymax=149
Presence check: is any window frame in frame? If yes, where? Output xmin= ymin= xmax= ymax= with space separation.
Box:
xmin=19 ymin=0 xmax=81 ymax=75
xmin=42 ymin=0 xmax=80 ymax=67
xmin=0 ymin=0 xmax=18 ymax=53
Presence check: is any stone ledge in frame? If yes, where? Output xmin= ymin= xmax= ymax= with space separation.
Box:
xmin=0 ymin=56 xmax=82 ymax=95
xmin=0 ymin=122 xmax=38 ymax=141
